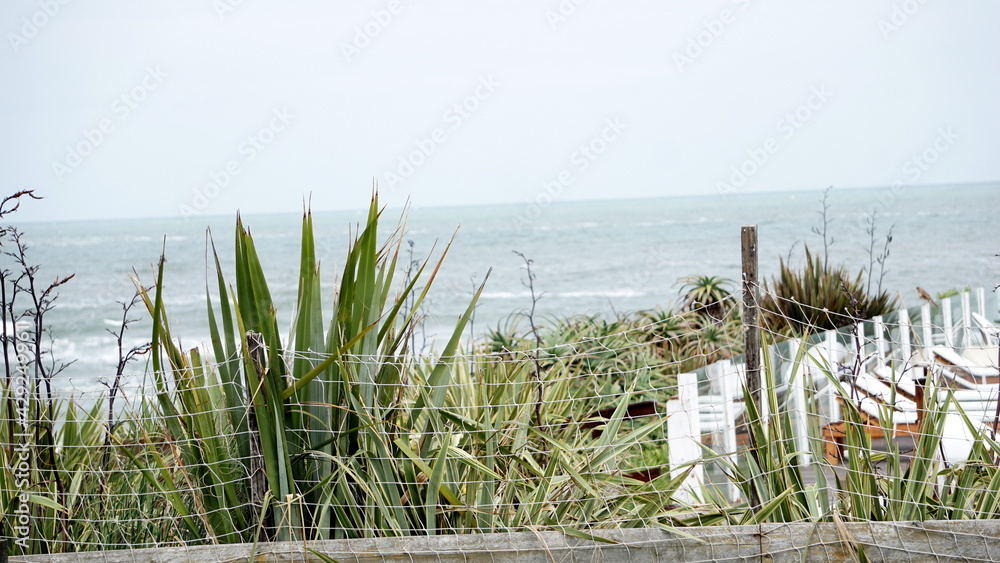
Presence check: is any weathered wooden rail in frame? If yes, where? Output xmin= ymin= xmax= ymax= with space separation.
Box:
xmin=13 ymin=521 xmax=1000 ymax=562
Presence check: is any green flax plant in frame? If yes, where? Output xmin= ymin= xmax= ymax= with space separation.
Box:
xmin=484 ymin=302 xmax=746 ymax=413
xmin=703 ymin=336 xmax=1000 ymax=527
xmin=402 ymin=352 xmax=689 ymax=537
xmin=130 ymin=195 xmax=686 ymax=543
xmin=708 ymin=340 xmax=830 ymax=525
xmin=0 ymin=389 xmax=203 ymax=554
xmin=134 ymin=195 xmax=486 ymax=542
xmin=827 ymin=382 xmax=1000 ymax=523
xmin=762 ymin=247 xmax=898 ymax=337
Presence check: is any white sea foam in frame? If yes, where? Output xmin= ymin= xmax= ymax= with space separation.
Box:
xmin=480 ymin=291 xmax=533 ymax=300
xmin=556 ymin=289 xmax=644 ymax=298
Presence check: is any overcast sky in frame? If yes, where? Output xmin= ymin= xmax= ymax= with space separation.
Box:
xmin=2 ymin=1 xmax=998 ymax=222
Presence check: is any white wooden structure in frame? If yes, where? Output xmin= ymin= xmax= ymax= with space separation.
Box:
xmin=667 ymin=288 xmax=999 ymax=501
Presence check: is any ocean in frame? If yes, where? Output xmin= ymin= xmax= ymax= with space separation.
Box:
xmin=8 ymin=183 xmax=1000 ymax=394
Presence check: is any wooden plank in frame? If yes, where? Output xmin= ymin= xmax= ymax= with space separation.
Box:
xmin=921 ymin=303 xmax=934 ymax=352
xmin=962 ymin=291 xmax=973 ymax=349
xmin=898 ymin=307 xmax=912 ymax=365
xmin=874 ymin=315 xmax=886 ymax=368
xmin=787 ymin=339 xmax=811 ymax=466
xmin=14 ymin=521 xmax=1000 ymax=562
xmin=944 ymin=297 xmax=955 ymax=348
xmin=667 ymin=372 xmax=702 ymax=503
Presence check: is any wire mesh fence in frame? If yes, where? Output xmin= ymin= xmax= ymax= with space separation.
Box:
xmin=1 ymin=285 xmax=999 ymax=560
xmin=2 ymin=193 xmax=999 ymax=561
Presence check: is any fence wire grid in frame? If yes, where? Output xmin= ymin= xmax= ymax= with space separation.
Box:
xmin=0 ymin=288 xmax=999 ymax=562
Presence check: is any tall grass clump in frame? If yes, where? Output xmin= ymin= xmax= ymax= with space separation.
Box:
xmin=127 ymin=193 xmax=685 ymax=544
xmin=0 ymin=192 xmax=174 ymax=556
xmin=484 ymin=273 xmax=743 ymax=409
xmin=703 ymin=337 xmax=1000 ymax=532
xmin=762 ymin=246 xmax=898 ymax=336
xmin=131 ymin=195 xmax=484 ymax=542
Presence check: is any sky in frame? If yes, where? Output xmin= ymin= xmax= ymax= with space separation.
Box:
xmin=2 ymin=0 xmax=998 ymax=222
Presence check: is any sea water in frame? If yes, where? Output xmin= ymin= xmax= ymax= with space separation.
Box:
xmin=6 ymin=183 xmax=999 ymax=394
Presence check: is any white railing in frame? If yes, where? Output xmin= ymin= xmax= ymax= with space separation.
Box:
xmin=668 ymin=288 xmax=1000 ymax=501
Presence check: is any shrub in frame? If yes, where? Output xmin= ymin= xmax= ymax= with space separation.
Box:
xmin=762 ymin=246 xmax=898 ymax=336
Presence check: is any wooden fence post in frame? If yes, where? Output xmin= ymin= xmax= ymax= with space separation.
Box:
xmin=741 ymin=224 xmax=761 ymax=510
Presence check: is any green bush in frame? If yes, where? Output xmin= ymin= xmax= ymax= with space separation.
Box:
xmin=762 ymin=246 xmax=898 ymax=336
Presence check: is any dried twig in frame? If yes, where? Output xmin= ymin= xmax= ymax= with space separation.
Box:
xmin=810 ymin=185 xmax=834 ymax=270
xmin=104 ymin=291 xmax=151 ymax=442
xmin=513 ymin=250 xmax=545 ymax=428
